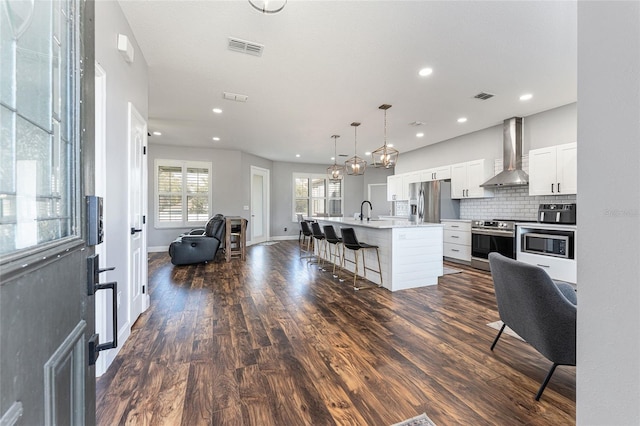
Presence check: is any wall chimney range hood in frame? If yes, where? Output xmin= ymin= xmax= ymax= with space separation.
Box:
xmin=480 ymin=117 xmax=529 ymax=187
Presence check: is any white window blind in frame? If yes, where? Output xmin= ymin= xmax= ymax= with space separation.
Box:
xmin=155 ymin=160 xmax=211 ymax=228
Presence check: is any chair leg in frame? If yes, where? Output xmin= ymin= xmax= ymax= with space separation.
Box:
xmin=535 ymin=363 xmax=559 ymax=401
xmin=374 ymin=248 xmax=383 ymax=287
xmin=490 ymin=323 xmax=506 ymax=351
xmin=353 ymin=250 xmax=359 ymax=290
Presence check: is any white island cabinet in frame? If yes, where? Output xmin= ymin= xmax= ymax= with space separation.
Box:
xmin=315 ymin=218 xmax=444 ymax=291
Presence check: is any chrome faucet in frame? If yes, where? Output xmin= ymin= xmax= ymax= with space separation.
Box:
xmin=360 ymin=200 xmax=373 ymax=221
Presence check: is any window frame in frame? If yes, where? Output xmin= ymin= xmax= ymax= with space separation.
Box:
xmin=154 ymin=159 xmax=212 ymax=229
xmin=292 ymin=173 xmax=344 ymax=221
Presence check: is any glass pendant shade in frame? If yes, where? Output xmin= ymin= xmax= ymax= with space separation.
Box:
xmin=372 ymin=104 xmax=399 ymax=169
xmin=345 ymin=122 xmax=366 ymax=176
xmin=327 ymin=135 xmax=344 ymax=180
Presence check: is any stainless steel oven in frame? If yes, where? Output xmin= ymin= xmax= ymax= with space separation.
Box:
xmin=522 ymin=231 xmax=574 ymax=259
xmin=471 ymin=220 xmax=516 ymax=271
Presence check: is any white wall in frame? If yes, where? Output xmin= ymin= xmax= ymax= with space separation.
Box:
xmin=146 ymin=145 xmax=250 ymax=248
xmin=94 ymin=0 xmax=148 ymax=371
xmin=395 ymin=103 xmax=577 ymax=174
xmin=577 ymin=2 xmax=640 ymax=424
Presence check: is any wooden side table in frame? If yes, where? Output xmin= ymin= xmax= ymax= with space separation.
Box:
xmin=225 ymin=217 xmax=247 ymax=262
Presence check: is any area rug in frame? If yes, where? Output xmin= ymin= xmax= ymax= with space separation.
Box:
xmin=258 ymin=241 xmax=279 ymax=246
xmin=443 ymin=267 xmax=462 ymax=275
xmin=391 ymin=413 xmax=437 ymax=426
xmin=487 ymin=320 xmax=524 ymax=341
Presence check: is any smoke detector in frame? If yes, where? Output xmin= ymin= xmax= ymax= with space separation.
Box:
xmin=228 ymin=37 xmax=264 ymax=57
xmin=223 ymin=92 xmax=248 ymax=102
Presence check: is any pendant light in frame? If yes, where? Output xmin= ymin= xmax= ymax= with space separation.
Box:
xmin=327 ymin=135 xmax=344 ymax=180
xmin=345 ymin=122 xmax=366 ymax=176
xmin=248 ymin=0 xmax=287 ymax=14
xmin=372 ymin=104 xmax=399 ymax=168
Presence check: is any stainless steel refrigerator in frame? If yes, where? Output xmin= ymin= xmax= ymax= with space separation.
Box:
xmin=408 ymin=180 xmax=460 ymax=223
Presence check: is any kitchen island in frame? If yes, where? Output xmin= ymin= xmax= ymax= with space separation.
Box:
xmin=314 ymin=217 xmax=444 ymax=292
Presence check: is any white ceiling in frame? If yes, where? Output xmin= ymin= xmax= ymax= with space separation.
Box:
xmin=118 ymin=0 xmax=577 ymax=165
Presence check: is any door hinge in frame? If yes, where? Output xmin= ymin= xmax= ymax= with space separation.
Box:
xmin=142 ymin=215 xmax=146 ymax=224
xmin=143 ymin=146 xmax=146 ymax=155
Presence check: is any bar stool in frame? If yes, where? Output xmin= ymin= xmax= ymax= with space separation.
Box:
xmin=340 ymin=227 xmax=383 ymax=290
xmin=299 ymin=220 xmax=314 ymax=259
xmin=310 ymin=222 xmax=328 ymax=269
xmin=323 ymin=225 xmax=343 ymax=280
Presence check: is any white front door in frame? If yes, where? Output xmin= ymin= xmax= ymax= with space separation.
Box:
xmin=250 ymin=166 xmax=270 ymax=244
xmin=128 ymin=103 xmax=148 ymax=324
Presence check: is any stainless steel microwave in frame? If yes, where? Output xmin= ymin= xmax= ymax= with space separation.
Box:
xmin=522 ymin=231 xmax=574 ymax=259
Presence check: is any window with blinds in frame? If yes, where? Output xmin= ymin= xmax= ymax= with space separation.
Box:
xmin=293 ymin=173 xmax=343 ymax=220
xmin=155 ymin=160 xmax=211 ymax=228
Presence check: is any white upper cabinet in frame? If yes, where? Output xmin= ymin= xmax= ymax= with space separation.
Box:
xmin=421 ymin=165 xmax=451 ymax=182
xmin=528 ymin=142 xmax=577 ymax=196
xmin=387 ymin=174 xmax=404 ymax=201
xmin=451 ymin=159 xmax=494 ymax=199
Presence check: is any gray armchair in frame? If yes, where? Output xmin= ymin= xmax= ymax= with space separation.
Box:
xmin=168 ymin=214 xmax=225 ymax=265
xmin=488 ymin=252 xmax=576 ymax=401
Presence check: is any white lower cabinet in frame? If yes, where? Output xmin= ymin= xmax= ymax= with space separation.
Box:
xmin=442 ymin=220 xmax=471 ymax=262
xmin=516 ymin=223 xmax=577 ymax=284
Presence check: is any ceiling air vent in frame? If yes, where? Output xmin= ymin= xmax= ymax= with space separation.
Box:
xmin=473 ymin=92 xmax=495 ymax=100
xmin=223 ymin=92 xmax=248 ymax=102
xmin=409 ymin=121 xmax=425 ymax=127
xmin=228 ymin=37 xmax=264 ymax=57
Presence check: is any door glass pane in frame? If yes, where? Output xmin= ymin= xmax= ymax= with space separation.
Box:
xmin=0 ymin=0 xmax=78 ymax=256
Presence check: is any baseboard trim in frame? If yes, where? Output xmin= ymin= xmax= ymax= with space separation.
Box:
xmin=148 ymin=246 xmax=168 ymax=253
xmin=270 ymin=235 xmax=299 ymax=241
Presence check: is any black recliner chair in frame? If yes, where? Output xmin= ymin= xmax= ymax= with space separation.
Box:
xmin=168 ymin=214 xmax=225 ymax=265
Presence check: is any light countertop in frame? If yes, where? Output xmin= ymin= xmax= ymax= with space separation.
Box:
xmin=516 ymin=222 xmax=577 ymax=231
xmin=314 ymin=217 xmax=443 ymax=229
xmin=440 ymin=219 xmax=472 ymax=223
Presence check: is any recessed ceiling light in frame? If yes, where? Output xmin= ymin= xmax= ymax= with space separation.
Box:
xmin=295 ymin=154 xmax=300 ymax=158
xmin=418 ymin=67 xmax=433 ymax=77
xmin=212 ymin=108 xmax=223 ymax=114
xmin=387 ymin=144 xmax=394 ymax=148
xmin=152 ymin=131 xmax=162 ymax=136
xmin=416 ymin=132 xmax=424 ymax=138
xmin=519 ymin=93 xmax=533 ymax=101
xmin=212 ymin=137 xmax=220 ymax=141
xmin=457 ymin=117 xmax=467 ymax=123
xmin=331 ymin=157 xmax=335 ymax=161
xmin=365 ymin=152 xmax=371 ymax=156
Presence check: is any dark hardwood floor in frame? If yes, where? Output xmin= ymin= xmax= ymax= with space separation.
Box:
xmin=96 ymin=240 xmax=575 ymax=425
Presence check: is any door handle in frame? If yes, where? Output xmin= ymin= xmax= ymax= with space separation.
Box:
xmin=86 ymin=255 xmax=118 ymax=366
xmin=130 ymin=227 xmax=142 ymax=235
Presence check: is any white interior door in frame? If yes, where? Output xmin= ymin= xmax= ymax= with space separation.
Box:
xmin=368 ymin=183 xmax=390 ymax=217
xmin=128 ymin=103 xmax=148 ymax=325
xmin=250 ymin=166 xmax=270 ymax=244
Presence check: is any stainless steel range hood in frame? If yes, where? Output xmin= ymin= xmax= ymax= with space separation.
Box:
xmin=480 ymin=117 xmax=529 ymax=187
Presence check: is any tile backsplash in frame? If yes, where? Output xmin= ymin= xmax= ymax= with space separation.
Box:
xmin=460 ymin=186 xmax=576 ymax=221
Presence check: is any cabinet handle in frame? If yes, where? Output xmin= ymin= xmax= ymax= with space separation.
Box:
xmin=451 ymin=225 xmax=459 ymax=228
xmin=451 ymin=235 xmax=459 ymax=239
xmin=451 ymin=248 xmax=460 ymax=252
xmin=551 ymin=183 xmax=554 ymax=193
xmin=557 ymin=182 xmax=561 ymax=193
xmin=536 ymin=264 xmax=550 ymax=268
